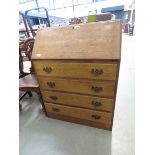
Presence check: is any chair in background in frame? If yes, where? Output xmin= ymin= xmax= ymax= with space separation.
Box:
xmin=19 ymin=38 xmax=34 ymax=79
xmin=19 ymin=39 xmax=46 ymax=114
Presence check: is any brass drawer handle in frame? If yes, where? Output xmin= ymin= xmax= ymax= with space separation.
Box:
xmin=91 ymin=114 xmax=101 ymax=120
xmin=43 ymin=67 xmax=52 ymax=74
xmin=52 ymin=107 xmax=60 ymax=112
xmin=47 ymin=82 xmax=55 ymax=88
xmin=50 ymin=96 xmax=58 ymax=101
xmin=91 ymin=86 xmax=103 ymax=93
xmin=92 ymin=101 xmax=102 ymax=107
xmin=91 ymin=68 xmax=103 ymax=76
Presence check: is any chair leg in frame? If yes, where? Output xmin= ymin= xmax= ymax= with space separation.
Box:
xmin=19 ymin=103 xmax=22 ymax=111
xmin=19 ymin=91 xmax=28 ymax=101
xmin=27 ymin=91 xmax=32 ymax=97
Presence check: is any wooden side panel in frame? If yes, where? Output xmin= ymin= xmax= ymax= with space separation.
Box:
xmin=45 ymin=103 xmax=112 ymax=125
xmin=42 ymin=90 xmax=113 ymax=112
xmin=33 ymin=61 xmax=117 ymax=80
xmin=38 ymin=77 xmax=115 ymax=97
xmin=32 ymin=20 xmax=121 ymax=60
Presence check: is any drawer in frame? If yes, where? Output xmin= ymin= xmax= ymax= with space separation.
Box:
xmin=33 ymin=61 xmax=117 ymax=80
xmin=45 ymin=103 xmax=112 ymax=125
xmin=38 ymin=77 xmax=115 ymax=97
xmin=42 ymin=90 xmax=113 ymax=112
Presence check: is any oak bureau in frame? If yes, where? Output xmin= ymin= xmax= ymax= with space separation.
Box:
xmin=32 ymin=20 xmax=122 ymax=130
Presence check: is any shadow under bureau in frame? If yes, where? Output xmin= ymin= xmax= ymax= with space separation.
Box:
xmin=32 ymin=20 xmax=122 ymax=130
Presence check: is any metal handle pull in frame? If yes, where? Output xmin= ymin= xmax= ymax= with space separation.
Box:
xmin=43 ymin=67 xmax=52 ymax=74
xmin=91 ymin=114 xmax=101 ymax=120
xmin=47 ymin=82 xmax=55 ymax=88
xmin=92 ymin=101 xmax=102 ymax=107
xmin=91 ymin=86 xmax=103 ymax=93
xmin=50 ymin=96 xmax=58 ymax=101
xmin=91 ymin=68 xmax=103 ymax=76
xmin=52 ymin=107 xmax=60 ymax=112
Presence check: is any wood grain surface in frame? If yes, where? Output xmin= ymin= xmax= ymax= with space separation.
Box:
xmin=32 ymin=20 xmax=121 ymax=60
xmin=33 ymin=61 xmax=117 ymax=80
xmin=38 ymin=77 xmax=115 ymax=97
xmin=45 ymin=102 xmax=112 ymax=125
xmin=47 ymin=112 xmax=112 ymax=130
xmin=42 ymin=90 xmax=114 ymax=112
xmin=31 ymin=20 xmax=122 ymax=130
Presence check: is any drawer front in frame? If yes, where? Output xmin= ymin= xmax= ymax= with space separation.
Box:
xmin=45 ymin=103 xmax=112 ymax=125
xmin=33 ymin=61 xmax=117 ymax=80
xmin=42 ymin=90 xmax=113 ymax=112
xmin=38 ymin=77 xmax=115 ymax=97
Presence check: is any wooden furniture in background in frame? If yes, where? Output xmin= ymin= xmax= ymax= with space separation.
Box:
xmin=96 ymin=13 xmax=112 ymax=22
xmin=32 ymin=20 xmax=122 ymax=130
xmin=19 ymin=39 xmax=46 ymax=113
xmin=19 ymin=38 xmax=35 ymax=77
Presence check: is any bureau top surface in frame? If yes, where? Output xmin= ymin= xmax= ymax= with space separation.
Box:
xmin=32 ymin=20 xmax=121 ymax=60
